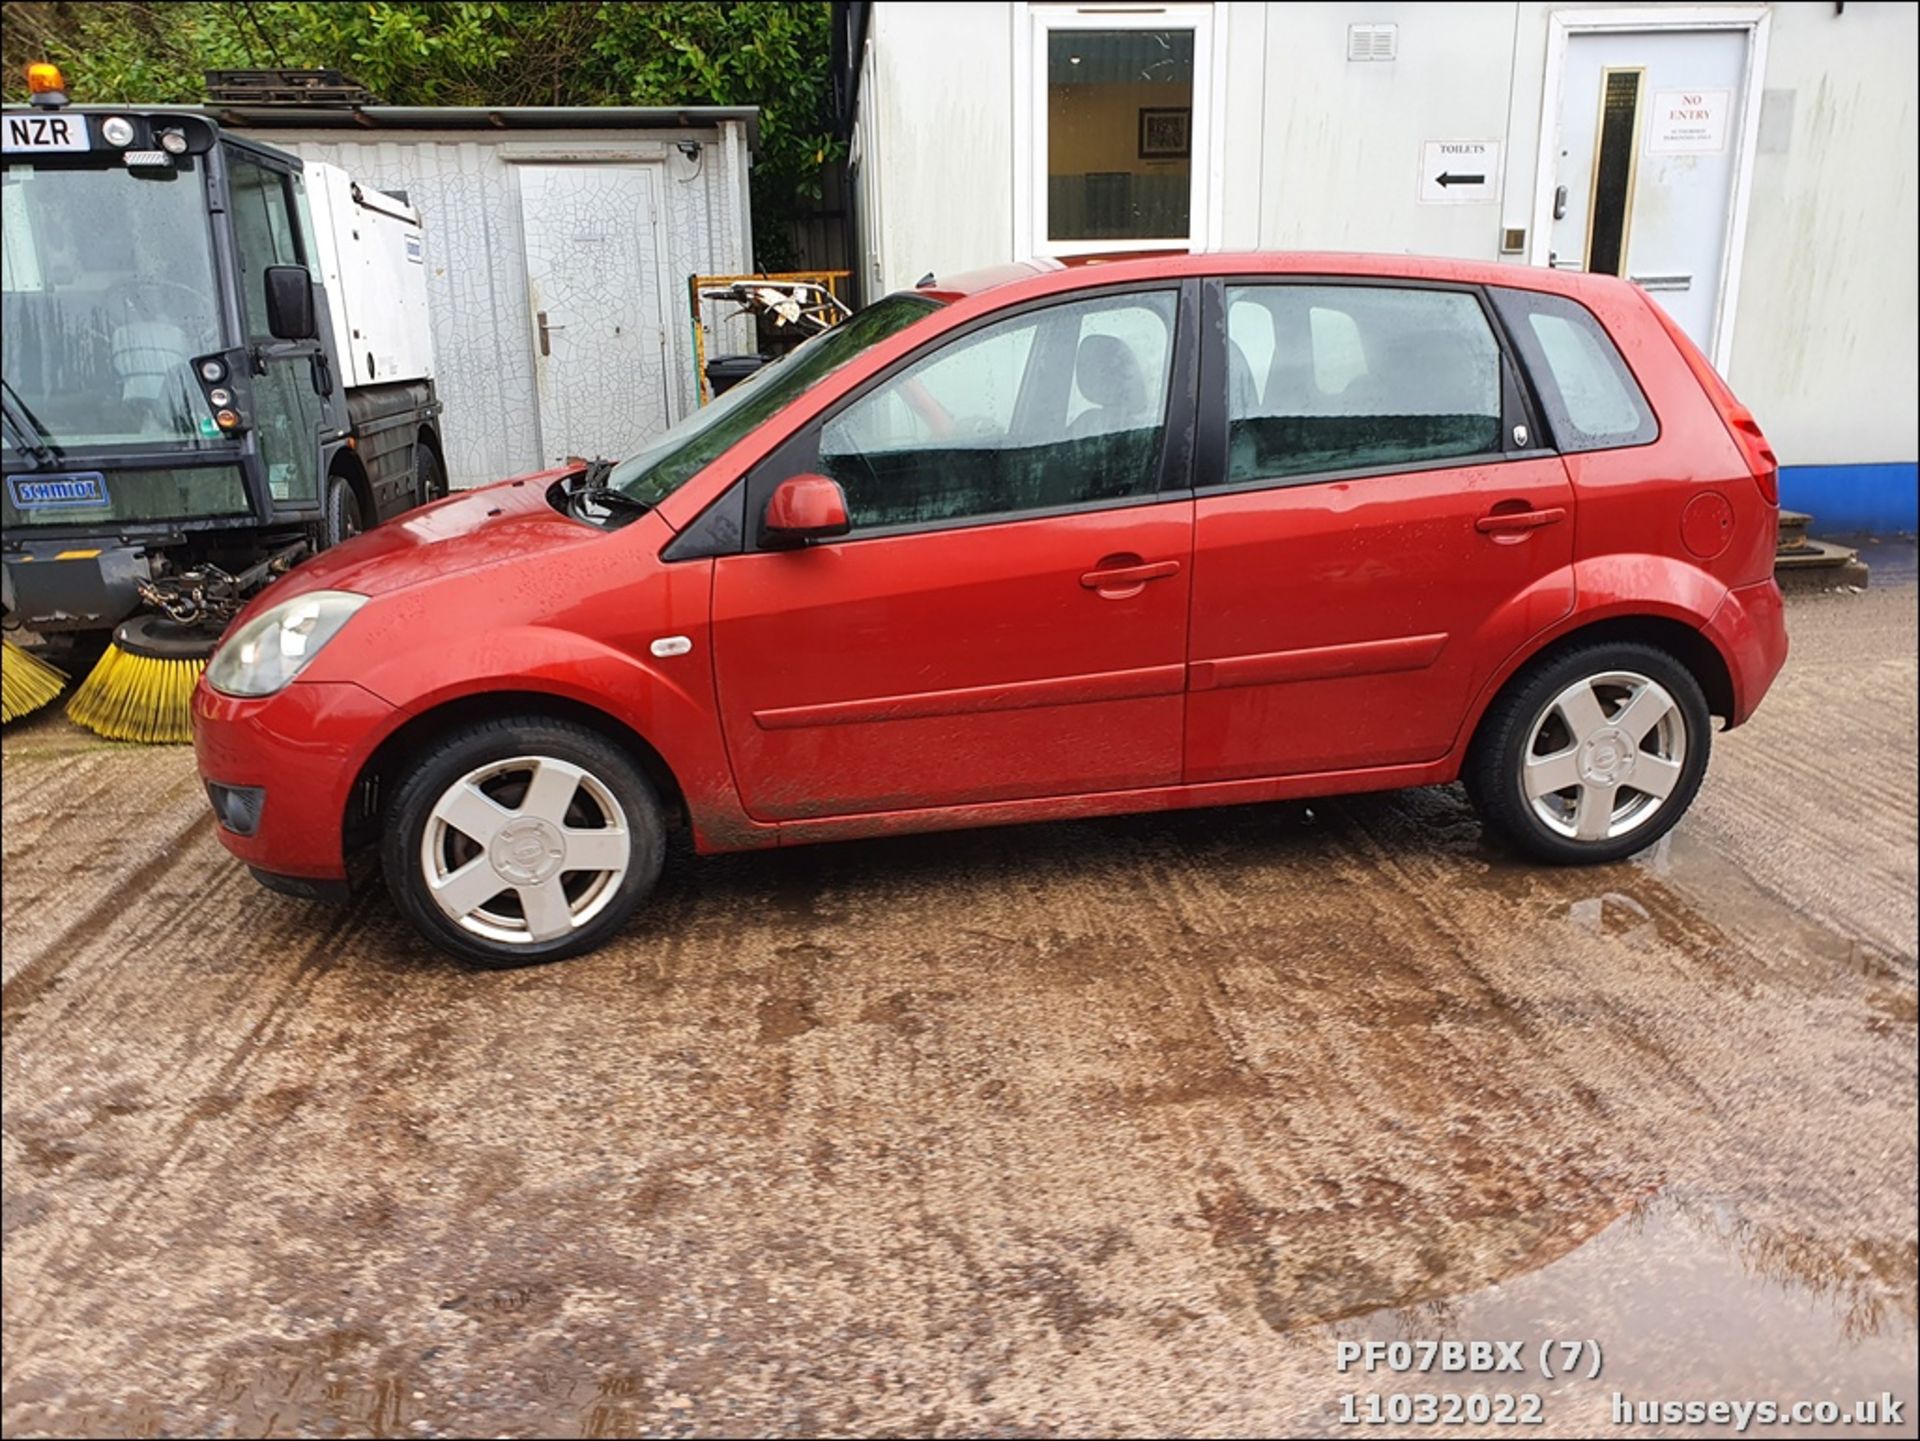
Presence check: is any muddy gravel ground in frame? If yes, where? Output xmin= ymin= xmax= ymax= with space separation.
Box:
xmin=3 ymin=576 xmax=1916 ymax=1439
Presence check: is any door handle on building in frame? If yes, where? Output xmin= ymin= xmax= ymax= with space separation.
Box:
xmin=537 ymin=310 xmax=565 ymax=356
xmin=1553 ymin=184 xmax=1568 ymax=220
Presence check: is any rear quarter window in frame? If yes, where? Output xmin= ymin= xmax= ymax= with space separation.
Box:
xmin=1490 ymin=287 xmax=1657 ymax=452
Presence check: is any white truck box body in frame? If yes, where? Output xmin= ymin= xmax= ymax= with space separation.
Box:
xmin=303 ymin=160 xmax=434 ymax=388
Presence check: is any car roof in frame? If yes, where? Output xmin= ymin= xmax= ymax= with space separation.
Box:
xmin=915 ymin=250 xmax=1630 ymax=306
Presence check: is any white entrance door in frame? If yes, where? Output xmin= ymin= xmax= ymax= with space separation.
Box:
xmin=1545 ymin=29 xmax=1750 ymax=352
xmin=517 ymin=164 xmax=673 ymax=465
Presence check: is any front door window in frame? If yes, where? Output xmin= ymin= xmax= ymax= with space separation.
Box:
xmin=816 ymin=289 xmax=1178 ymax=532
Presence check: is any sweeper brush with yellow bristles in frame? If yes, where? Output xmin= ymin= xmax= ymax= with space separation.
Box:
xmin=1 ymin=639 xmax=67 ymax=723
xmin=65 ymin=617 xmax=214 ymax=744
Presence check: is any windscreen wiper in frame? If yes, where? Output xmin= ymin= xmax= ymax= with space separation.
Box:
xmin=564 ymin=458 xmax=652 ymax=525
xmin=1 ymin=378 xmax=61 ymax=470
xmin=572 ymin=485 xmax=651 ymax=514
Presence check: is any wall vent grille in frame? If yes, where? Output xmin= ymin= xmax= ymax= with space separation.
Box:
xmin=1347 ymin=24 xmax=1398 ymax=62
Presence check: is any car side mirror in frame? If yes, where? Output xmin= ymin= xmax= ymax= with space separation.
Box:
xmin=264 ymin=265 xmax=316 ymax=340
xmin=763 ymin=473 xmax=851 ymax=547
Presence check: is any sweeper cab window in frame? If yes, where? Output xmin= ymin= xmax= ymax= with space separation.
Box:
xmin=1 ymin=157 xmax=228 ymax=465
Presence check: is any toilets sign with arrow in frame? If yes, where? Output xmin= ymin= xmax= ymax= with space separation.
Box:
xmin=1419 ymin=139 xmax=1501 ymax=203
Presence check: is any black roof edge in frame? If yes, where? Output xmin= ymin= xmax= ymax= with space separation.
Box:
xmin=205 ymin=104 xmax=761 ymax=150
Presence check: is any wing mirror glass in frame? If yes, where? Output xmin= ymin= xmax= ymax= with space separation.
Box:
xmin=762 ymin=473 xmax=850 ymax=546
xmin=264 ymin=265 xmax=316 ymax=340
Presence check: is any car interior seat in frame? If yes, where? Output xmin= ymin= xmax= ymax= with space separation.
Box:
xmin=1227 ymin=338 xmax=1261 ymax=416
xmin=110 ymin=321 xmax=193 ymax=425
xmin=1069 ymin=333 xmax=1148 ymax=438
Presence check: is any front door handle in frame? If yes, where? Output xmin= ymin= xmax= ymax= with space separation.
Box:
xmin=1081 ymin=557 xmax=1181 ymax=597
xmin=1475 ymin=505 xmax=1566 ymax=535
xmin=537 ymin=310 xmax=565 ymax=357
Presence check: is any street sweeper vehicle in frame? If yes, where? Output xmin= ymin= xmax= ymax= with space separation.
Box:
xmin=1 ymin=64 xmax=442 ymax=739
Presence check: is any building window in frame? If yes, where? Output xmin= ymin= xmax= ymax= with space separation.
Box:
xmin=1026 ymin=5 xmax=1214 ymax=257
xmin=1048 ymin=29 xmax=1193 ymax=244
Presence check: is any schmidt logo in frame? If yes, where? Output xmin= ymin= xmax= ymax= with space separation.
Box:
xmin=9 ymin=474 xmax=108 ymax=508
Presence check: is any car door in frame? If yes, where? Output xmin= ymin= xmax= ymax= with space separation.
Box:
xmin=1185 ymin=277 xmax=1574 ymax=782
xmin=710 ymin=283 xmax=1197 ymax=822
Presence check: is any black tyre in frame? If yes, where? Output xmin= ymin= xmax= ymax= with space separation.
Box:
xmin=323 ymin=473 xmax=364 ymax=548
xmin=413 ymin=442 xmax=447 ymax=507
xmin=381 ymin=717 xmax=667 ymax=967
xmin=1465 ymin=641 xmax=1712 ymax=865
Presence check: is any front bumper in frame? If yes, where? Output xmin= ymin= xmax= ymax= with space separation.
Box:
xmin=1706 ymin=577 xmax=1789 ymax=727
xmin=2 ymin=542 xmax=148 ymax=632
xmin=249 ymin=867 xmax=354 ymax=902
xmin=193 ymin=677 xmax=396 ymax=881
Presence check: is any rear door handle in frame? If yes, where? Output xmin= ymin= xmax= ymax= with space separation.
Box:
xmin=1081 ymin=559 xmax=1181 ymax=590
xmin=1475 ymin=506 xmax=1566 ymax=534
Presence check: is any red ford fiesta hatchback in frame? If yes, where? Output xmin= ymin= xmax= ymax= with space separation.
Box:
xmin=195 ymin=254 xmax=1787 ymax=966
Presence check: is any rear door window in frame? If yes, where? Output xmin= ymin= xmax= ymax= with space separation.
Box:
xmin=1489 ymin=287 xmax=1657 ymax=452
xmin=1223 ymin=284 xmax=1504 ymax=484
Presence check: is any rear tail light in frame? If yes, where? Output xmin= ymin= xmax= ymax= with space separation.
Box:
xmin=1722 ymin=402 xmax=1778 ymax=505
xmin=1645 ymin=295 xmax=1778 ymax=505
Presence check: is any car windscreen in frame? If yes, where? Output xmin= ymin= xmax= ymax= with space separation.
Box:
xmin=608 ymin=294 xmax=943 ymax=506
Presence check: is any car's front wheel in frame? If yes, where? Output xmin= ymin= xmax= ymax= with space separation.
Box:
xmin=1466 ymin=641 xmax=1712 ymax=865
xmin=382 ymin=718 xmax=666 ymax=966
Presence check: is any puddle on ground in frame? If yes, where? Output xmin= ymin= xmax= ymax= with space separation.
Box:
xmin=1313 ymin=1195 xmax=1918 ymax=1438
xmin=1628 ymin=828 xmax=1907 ymax=976
xmin=46 ymin=1193 xmax=1912 ymax=1438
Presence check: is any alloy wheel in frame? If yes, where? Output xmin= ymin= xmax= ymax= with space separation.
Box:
xmin=419 ymin=754 xmax=632 ymax=945
xmin=1520 ymin=670 xmax=1687 ymax=843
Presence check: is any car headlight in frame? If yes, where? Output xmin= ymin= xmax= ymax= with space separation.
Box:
xmin=206 ymin=590 xmax=367 ymax=697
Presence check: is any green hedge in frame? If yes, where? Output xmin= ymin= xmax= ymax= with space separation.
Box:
xmin=2 ymin=1 xmax=837 ymax=268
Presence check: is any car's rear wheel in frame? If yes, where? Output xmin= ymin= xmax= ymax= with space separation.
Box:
xmin=1466 ymin=641 xmax=1711 ymax=864
xmin=382 ymin=718 xmax=666 ymax=966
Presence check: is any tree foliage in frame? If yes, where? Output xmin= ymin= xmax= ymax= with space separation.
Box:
xmin=2 ymin=2 xmax=837 ymax=267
